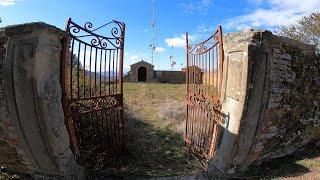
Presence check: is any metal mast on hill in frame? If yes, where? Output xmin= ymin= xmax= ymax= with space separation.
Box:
xmin=169 ymin=45 xmax=176 ymax=71
xmin=150 ymin=0 xmax=157 ymax=65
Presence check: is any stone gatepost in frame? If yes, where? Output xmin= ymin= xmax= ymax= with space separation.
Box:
xmin=0 ymin=23 xmax=83 ymax=178
xmin=208 ymin=29 xmax=320 ymax=176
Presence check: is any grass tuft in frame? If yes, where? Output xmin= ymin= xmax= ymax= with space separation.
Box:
xmin=111 ymin=83 xmax=201 ymax=177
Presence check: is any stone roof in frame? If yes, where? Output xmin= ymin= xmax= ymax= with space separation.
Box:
xmin=130 ymin=60 xmax=154 ymax=67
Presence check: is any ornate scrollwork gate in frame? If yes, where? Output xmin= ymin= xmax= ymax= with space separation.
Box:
xmin=185 ymin=26 xmax=224 ymax=159
xmin=61 ymin=18 xmax=127 ymax=161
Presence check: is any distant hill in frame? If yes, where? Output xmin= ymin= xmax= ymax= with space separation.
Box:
xmin=83 ymin=70 xmax=117 ymax=82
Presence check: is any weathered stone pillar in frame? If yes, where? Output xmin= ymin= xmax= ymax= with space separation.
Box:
xmin=208 ymin=29 xmax=320 ymax=176
xmin=0 ymin=22 xmax=83 ymax=178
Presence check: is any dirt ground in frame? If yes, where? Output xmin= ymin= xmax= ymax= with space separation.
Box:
xmin=231 ymin=142 xmax=320 ymax=180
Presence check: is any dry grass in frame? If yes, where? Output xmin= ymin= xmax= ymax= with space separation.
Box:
xmin=116 ymin=82 xmax=201 ymax=177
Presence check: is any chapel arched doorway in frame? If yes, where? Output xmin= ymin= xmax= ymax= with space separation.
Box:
xmin=138 ymin=66 xmax=147 ymax=82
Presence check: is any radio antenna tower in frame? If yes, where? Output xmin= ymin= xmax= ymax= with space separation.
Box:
xmin=150 ymin=0 xmax=157 ymax=65
xmin=169 ymin=45 xmax=176 ymax=71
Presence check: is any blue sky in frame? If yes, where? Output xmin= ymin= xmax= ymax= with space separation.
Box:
xmin=1 ymin=0 xmax=320 ymax=72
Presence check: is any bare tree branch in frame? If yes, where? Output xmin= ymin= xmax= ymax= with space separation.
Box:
xmin=278 ymin=12 xmax=320 ymax=51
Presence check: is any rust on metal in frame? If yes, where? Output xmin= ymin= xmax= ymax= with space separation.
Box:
xmin=185 ymin=26 xmax=224 ymax=159
xmin=61 ymin=18 xmax=127 ymax=159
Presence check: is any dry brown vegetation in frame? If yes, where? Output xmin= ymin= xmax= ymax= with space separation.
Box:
xmin=119 ymin=83 xmax=201 ymax=177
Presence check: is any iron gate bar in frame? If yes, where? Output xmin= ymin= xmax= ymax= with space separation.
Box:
xmin=61 ymin=18 xmax=127 ymax=158
xmin=185 ymin=25 xmax=224 ymax=159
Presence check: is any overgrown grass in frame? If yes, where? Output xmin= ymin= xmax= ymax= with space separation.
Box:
xmin=64 ymin=68 xmax=201 ymax=177
xmin=124 ymin=83 xmax=187 ymax=132
xmin=118 ymin=83 xmax=201 ymax=177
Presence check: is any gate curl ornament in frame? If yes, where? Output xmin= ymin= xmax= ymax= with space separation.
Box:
xmin=188 ymin=94 xmax=224 ymax=124
xmin=67 ymin=20 xmax=124 ymax=49
xmin=69 ymin=95 xmax=121 ymax=114
xmin=195 ymin=45 xmax=208 ymax=54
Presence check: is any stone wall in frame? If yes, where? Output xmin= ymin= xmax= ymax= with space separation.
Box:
xmin=208 ymin=29 xmax=320 ymax=176
xmin=0 ymin=23 xmax=82 ymax=178
xmin=154 ymin=70 xmax=185 ymax=84
xmin=247 ymin=34 xmax=320 ymax=163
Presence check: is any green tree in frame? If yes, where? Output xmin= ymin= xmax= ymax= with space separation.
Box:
xmin=71 ymin=54 xmax=83 ymax=69
xmin=71 ymin=54 xmax=79 ymax=67
xmin=278 ymin=12 xmax=320 ymax=51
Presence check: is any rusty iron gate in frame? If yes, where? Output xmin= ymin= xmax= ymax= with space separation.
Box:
xmin=61 ymin=18 xmax=127 ymax=160
xmin=185 ymin=26 xmax=224 ymax=159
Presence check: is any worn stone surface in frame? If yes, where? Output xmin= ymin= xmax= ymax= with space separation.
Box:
xmin=208 ymin=30 xmax=258 ymax=175
xmin=247 ymin=34 xmax=320 ymax=164
xmin=208 ymin=29 xmax=320 ymax=176
xmin=0 ymin=22 xmax=83 ymax=178
xmin=0 ymin=31 xmax=31 ymax=173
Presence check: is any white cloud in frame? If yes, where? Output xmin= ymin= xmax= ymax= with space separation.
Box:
xmin=181 ymin=0 xmax=214 ymax=15
xmin=124 ymin=54 xmax=148 ymax=69
xmin=165 ymin=34 xmax=196 ymax=48
xmin=154 ymin=47 xmax=165 ymax=53
xmin=0 ymin=0 xmax=16 ymax=6
xmin=165 ymin=35 xmax=185 ymax=47
xmin=192 ymin=25 xmax=218 ymax=40
xmin=124 ymin=55 xmax=137 ymax=69
xmin=226 ymin=0 xmax=320 ymax=30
